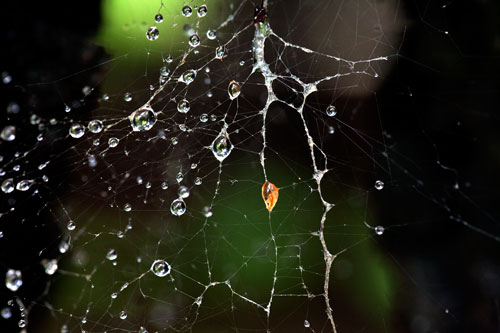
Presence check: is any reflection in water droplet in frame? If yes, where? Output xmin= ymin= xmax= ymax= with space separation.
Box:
xmin=69 ymin=123 xmax=85 ymax=138
xmin=146 ymin=26 xmax=159 ymax=40
xmin=129 ymin=105 xmax=157 ymax=132
xmin=151 ymin=260 xmax=171 ymax=277
xmin=211 ymin=130 xmax=233 ymax=162
xmin=170 ymin=198 xmax=186 ymax=216
xmin=5 ymin=269 xmax=23 ymax=291
xmin=228 ymin=80 xmax=241 ymax=99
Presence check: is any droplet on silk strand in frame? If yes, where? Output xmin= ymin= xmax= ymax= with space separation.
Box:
xmin=262 ymin=181 xmax=279 ymax=212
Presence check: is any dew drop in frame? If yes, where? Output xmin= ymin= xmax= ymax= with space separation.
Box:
xmin=16 ymin=180 xmax=32 ymax=191
xmin=30 ymin=114 xmax=41 ymax=125
xmin=18 ymin=319 xmax=25 ymax=328
xmin=2 ymin=72 xmax=12 ymax=84
xmin=67 ymin=220 xmax=76 ymax=231
xmin=106 ymin=249 xmax=118 ymax=261
xmin=194 ymin=177 xmax=202 ymax=185
xmin=181 ymin=5 xmax=192 ymax=17
xmin=161 ymin=182 xmax=168 ymax=190
xmin=59 ymin=241 xmax=69 ymax=253
xmin=328 ymin=126 xmax=335 ymax=134
xmin=206 ymin=29 xmax=216 ymax=40
xmin=108 ymin=137 xmax=119 ymax=148
xmin=179 ymin=70 xmax=196 ymax=84
xmin=119 ymin=311 xmax=127 ymax=320
xmin=178 ymin=185 xmax=190 ymax=198
xmin=211 ymin=130 xmax=233 ymax=162
xmin=374 ymin=180 xmax=384 ymax=190
xmin=111 ymin=292 xmax=118 ymax=299
xmin=1 ymin=307 xmax=12 ymax=319
xmin=5 ymin=269 xmax=22 ymax=291
xmin=151 ymin=260 xmax=171 ymax=277
xmin=197 ymin=5 xmax=208 ymax=17
xmin=170 ymin=198 xmax=186 ymax=216
xmin=69 ymin=123 xmax=85 ymax=138
xmin=160 ymin=66 xmax=170 ymax=77
xmin=65 ymin=105 xmax=71 ymax=112
xmin=146 ymin=26 xmax=159 ymax=40
xmin=375 ymin=225 xmax=385 ymax=235
xmin=123 ymin=203 xmax=132 ymax=212
xmin=1 ymin=178 xmax=15 ymax=193
xmin=215 ymin=46 xmax=226 ymax=59
xmin=88 ymin=120 xmax=103 ymax=133
xmin=200 ymin=113 xmax=208 ymax=122
xmin=129 ymin=105 xmax=157 ymax=132
xmin=202 ymin=206 xmax=213 ymax=218
xmin=189 ymin=34 xmax=200 ymax=47
xmin=177 ymin=99 xmax=190 ymax=113
xmin=304 ymin=320 xmax=310 ymax=328
xmin=0 ymin=125 xmax=16 ymax=142
xmin=154 ymin=13 xmax=163 ymax=23
xmin=228 ymin=80 xmax=241 ymax=99
xmin=41 ymin=259 xmax=58 ymax=275
xmin=326 ymin=105 xmax=337 ymax=117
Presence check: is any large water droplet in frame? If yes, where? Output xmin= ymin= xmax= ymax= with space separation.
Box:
xmin=177 ymin=99 xmax=190 ymax=113
xmin=151 ymin=260 xmax=171 ymax=277
xmin=154 ymin=13 xmax=163 ymax=23
xmin=326 ymin=105 xmax=337 ymax=117
xmin=1 ymin=178 xmax=14 ymax=193
xmin=69 ymin=123 xmax=85 ymax=138
xmin=88 ymin=120 xmax=104 ymax=133
xmin=228 ymin=80 xmax=241 ymax=99
xmin=179 ymin=70 xmax=196 ymax=84
xmin=170 ymin=198 xmax=186 ymax=216
xmin=189 ymin=34 xmax=200 ymax=47
xmin=129 ymin=105 xmax=157 ymax=132
xmin=197 ymin=5 xmax=208 ymax=17
xmin=5 ymin=269 xmax=22 ymax=291
xmin=181 ymin=5 xmax=192 ymax=17
xmin=146 ymin=26 xmax=159 ymax=40
xmin=41 ymin=259 xmax=58 ymax=275
xmin=211 ymin=130 xmax=233 ymax=162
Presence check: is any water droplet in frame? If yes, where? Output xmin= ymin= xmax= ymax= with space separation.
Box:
xmin=178 ymin=186 xmax=190 ymax=198
xmin=5 ymin=269 xmax=22 ymax=291
xmin=171 ymin=137 xmax=178 ymax=145
xmin=179 ymin=70 xmax=196 ymax=84
xmin=375 ymin=225 xmax=385 ymax=235
xmin=328 ymin=126 xmax=335 ymax=134
xmin=210 ymin=114 xmax=217 ymax=122
xmin=119 ymin=311 xmax=127 ymax=320
xmin=211 ymin=130 xmax=233 ymax=162
xmin=69 ymin=123 xmax=85 ymax=138
xmin=151 ymin=260 xmax=171 ymax=277
xmin=30 ymin=114 xmax=41 ymax=125
xmin=124 ymin=203 xmax=132 ymax=212
xmin=41 ymin=259 xmax=58 ymax=275
xmin=197 ymin=5 xmax=208 ymax=17
xmin=326 ymin=105 xmax=337 ymax=117
xmin=65 ymin=105 xmax=72 ymax=112
xmin=200 ymin=114 xmax=208 ymax=122
xmin=1 ymin=125 xmax=16 ymax=141
xmin=18 ymin=319 xmax=25 ymax=328
xmin=2 ymin=72 xmax=12 ymax=84
xmin=160 ymin=66 xmax=170 ymax=77
xmin=129 ymin=105 xmax=157 ymax=132
xmin=108 ymin=137 xmax=119 ymax=148
xmin=374 ymin=180 xmax=384 ymax=190
xmin=304 ymin=320 xmax=310 ymax=328
xmin=161 ymin=182 xmax=168 ymax=190
xmin=189 ymin=34 xmax=200 ymax=47
xmin=59 ymin=241 xmax=69 ymax=253
xmin=181 ymin=5 xmax=192 ymax=17
xmin=177 ymin=99 xmax=190 ymax=113
xmin=215 ymin=46 xmax=226 ymax=59
xmin=7 ymin=102 xmax=20 ymax=114
xmin=139 ymin=327 xmax=148 ymax=333
xmin=228 ymin=80 xmax=241 ymax=99
xmin=1 ymin=179 xmax=14 ymax=193
xmin=88 ymin=120 xmax=104 ymax=133
xmin=170 ymin=198 xmax=186 ymax=216
xmin=202 ymin=206 xmax=213 ymax=218
xmin=165 ymin=55 xmax=173 ymax=63
xmin=176 ymin=172 xmax=183 ymax=183
xmin=111 ymin=292 xmax=118 ymax=299
xmin=194 ymin=177 xmax=202 ymax=185
xmin=123 ymin=92 xmax=132 ymax=102
xmin=67 ymin=220 xmax=76 ymax=231
xmin=1 ymin=307 xmax=12 ymax=319
xmin=105 ymin=249 xmax=117 ymax=261
xmin=154 ymin=13 xmax=163 ymax=23
xmin=206 ymin=29 xmax=216 ymax=40
xmin=16 ymin=180 xmax=32 ymax=191
xmin=146 ymin=26 xmax=159 ymax=40
xmin=88 ymin=155 xmax=97 ymax=168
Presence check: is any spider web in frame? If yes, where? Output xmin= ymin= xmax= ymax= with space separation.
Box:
xmin=2 ymin=0 xmax=500 ymax=332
